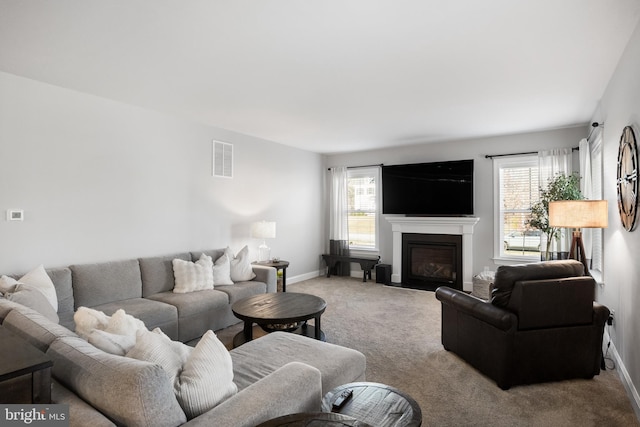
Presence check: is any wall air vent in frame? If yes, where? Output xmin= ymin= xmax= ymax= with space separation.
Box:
xmin=212 ymin=140 xmax=233 ymax=178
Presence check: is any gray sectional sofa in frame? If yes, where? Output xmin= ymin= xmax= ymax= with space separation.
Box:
xmin=0 ymin=249 xmax=367 ymax=427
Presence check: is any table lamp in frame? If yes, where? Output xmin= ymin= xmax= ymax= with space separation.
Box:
xmin=548 ymin=200 xmax=608 ymax=274
xmin=251 ymin=221 xmax=276 ymax=262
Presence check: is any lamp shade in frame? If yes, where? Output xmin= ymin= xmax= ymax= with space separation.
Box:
xmin=548 ymin=200 xmax=608 ymax=228
xmin=251 ymin=221 xmax=276 ymax=239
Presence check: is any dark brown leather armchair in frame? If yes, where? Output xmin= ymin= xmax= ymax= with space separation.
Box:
xmin=435 ymin=260 xmax=609 ymax=390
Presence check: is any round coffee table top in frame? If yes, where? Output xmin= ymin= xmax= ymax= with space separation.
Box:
xmin=231 ymin=292 xmax=326 ymax=324
xmin=257 ymin=412 xmax=371 ymax=427
xmin=322 ymin=382 xmax=422 ymax=427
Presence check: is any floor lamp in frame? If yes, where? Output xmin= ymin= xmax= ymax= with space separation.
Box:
xmin=548 ymin=200 xmax=608 ymax=274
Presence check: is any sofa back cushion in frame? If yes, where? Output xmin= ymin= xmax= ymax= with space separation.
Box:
xmin=46 ymin=267 xmax=75 ymax=316
xmin=191 ymin=249 xmax=225 ymax=263
xmin=3 ymin=304 xmax=77 ymax=352
xmin=71 ymin=260 xmax=143 ymax=308
xmin=508 ymin=276 xmax=595 ymax=330
xmin=139 ymin=253 xmax=191 ymax=297
xmin=48 ymin=336 xmax=187 ymax=427
xmin=491 ymin=260 xmax=585 ymax=308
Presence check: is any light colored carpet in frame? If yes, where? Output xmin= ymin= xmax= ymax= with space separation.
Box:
xmin=217 ymin=276 xmax=639 ymax=426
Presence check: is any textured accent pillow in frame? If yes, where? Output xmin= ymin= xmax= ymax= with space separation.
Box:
xmin=74 ymin=307 xmax=111 ymax=339
xmin=225 ymin=246 xmax=256 ymax=282
xmin=104 ymin=309 xmax=148 ymax=337
xmin=127 ymin=329 xmax=237 ymax=419
xmin=88 ymin=329 xmax=136 ymax=355
xmin=1 ymin=265 xmax=58 ymax=311
xmin=4 ymin=283 xmax=59 ymax=323
xmin=213 ymin=254 xmax=233 ymax=285
xmin=74 ymin=307 xmax=147 ymax=341
xmin=172 ymin=254 xmax=214 ymax=293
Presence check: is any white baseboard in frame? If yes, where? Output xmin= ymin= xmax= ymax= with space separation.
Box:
xmin=604 ymin=329 xmax=640 ymax=420
xmin=287 ymin=270 xmax=321 ymax=284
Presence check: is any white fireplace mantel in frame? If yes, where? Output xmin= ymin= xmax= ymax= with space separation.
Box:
xmin=384 ymin=216 xmax=480 ymax=291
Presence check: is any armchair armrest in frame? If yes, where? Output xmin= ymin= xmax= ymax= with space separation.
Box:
xmin=435 ymin=286 xmax=516 ymax=332
xmin=593 ymin=302 xmax=610 ymax=326
xmin=251 ymin=265 xmax=277 ymax=293
xmin=183 ymin=362 xmax=322 ymax=427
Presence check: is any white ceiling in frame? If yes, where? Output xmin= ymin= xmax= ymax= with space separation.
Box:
xmin=1 ymin=1 xmax=639 ymax=154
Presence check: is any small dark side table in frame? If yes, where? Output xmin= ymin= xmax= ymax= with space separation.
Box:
xmin=0 ymin=325 xmax=53 ymax=404
xmin=321 ymin=254 xmax=380 ymax=282
xmin=253 ymin=260 xmax=290 ymax=292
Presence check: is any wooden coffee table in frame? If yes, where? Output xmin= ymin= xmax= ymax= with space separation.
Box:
xmin=322 ymin=382 xmax=422 ymax=427
xmin=231 ymin=292 xmax=327 ymax=347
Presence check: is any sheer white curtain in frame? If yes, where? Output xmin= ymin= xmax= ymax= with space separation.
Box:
xmin=538 ymin=148 xmax=573 ymax=254
xmin=538 ymin=147 xmax=573 ymax=185
xmin=328 ymin=166 xmax=348 ymax=241
xmin=579 ymin=138 xmax=594 ymax=260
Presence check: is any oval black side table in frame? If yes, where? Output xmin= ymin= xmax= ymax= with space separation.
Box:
xmin=257 ymin=412 xmax=372 ymax=427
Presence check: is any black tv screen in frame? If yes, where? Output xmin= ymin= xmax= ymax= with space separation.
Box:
xmin=382 ymin=160 xmax=474 ymax=215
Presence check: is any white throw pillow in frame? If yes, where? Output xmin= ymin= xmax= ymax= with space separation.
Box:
xmin=0 ymin=275 xmax=18 ymax=294
xmin=225 ymin=246 xmax=256 ymax=282
xmin=1 ymin=265 xmax=58 ymax=312
xmin=213 ymin=254 xmax=233 ymax=286
xmin=126 ymin=329 xmax=237 ymax=419
xmin=104 ymin=309 xmax=148 ymax=337
xmin=172 ymin=254 xmax=214 ymax=293
xmin=88 ymin=329 xmax=136 ymax=356
xmin=74 ymin=306 xmax=111 ymax=339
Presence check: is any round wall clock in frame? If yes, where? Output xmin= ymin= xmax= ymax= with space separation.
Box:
xmin=617 ymin=126 xmax=638 ymax=231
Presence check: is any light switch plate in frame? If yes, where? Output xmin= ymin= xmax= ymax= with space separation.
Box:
xmin=7 ymin=209 xmax=24 ymax=221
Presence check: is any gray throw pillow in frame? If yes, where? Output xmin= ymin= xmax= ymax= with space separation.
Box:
xmin=5 ymin=283 xmax=59 ymax=323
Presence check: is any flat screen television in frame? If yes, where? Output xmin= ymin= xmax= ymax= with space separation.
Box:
xmin=382 ymin=159 xmax=474 ymax=215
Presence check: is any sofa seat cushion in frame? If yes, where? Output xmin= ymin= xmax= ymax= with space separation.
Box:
xmin=2 ymin=302 xmax=77 ymax=352
xmin=146 ymin=289 xmax=230 ymax=342
xmin=48 ymin=336 xmax=187 ymax=427
xmin=52 ymin=380 xmax=116 ymax=427
xmin=215 ymin=281 xmax=268 ymax=305
xmin=230 ymin=332 xmax=366 ymax=395
xmin=146 ymin=289 xmax=229 ymax=318
xmin=91 ymin=298 xmax=179 ymax=340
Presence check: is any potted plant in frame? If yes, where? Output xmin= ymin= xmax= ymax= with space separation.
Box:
xmin=527 ymin=172 xmax=583 ymax=261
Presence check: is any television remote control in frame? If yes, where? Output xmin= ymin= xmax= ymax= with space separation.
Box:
xmin=332 ymin=389 xmax=353 ymax=411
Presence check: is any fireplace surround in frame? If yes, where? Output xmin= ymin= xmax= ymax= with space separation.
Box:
xmin=385 ymin=216 xmax=479 ymax=292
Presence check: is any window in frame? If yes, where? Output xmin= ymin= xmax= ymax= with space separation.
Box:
xmin=347 ymin=167 xmax=379 ymax=250
xmin=590 ymin=135 xmax=604 ymax=274
xmin=494 ymin=156 xmax=541 ymax=260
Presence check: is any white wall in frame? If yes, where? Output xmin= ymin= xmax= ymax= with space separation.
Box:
xmin=593 ymin=19 xmax=640 ymax=414
xmin=324 ymin=126 xmax=585 ymax=274
xmin=0 ymin=72 xmax=325 ymax=278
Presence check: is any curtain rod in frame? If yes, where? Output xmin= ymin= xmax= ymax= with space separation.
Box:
xmin=587 ymin=122 xmax=604 ymax=141
xmin=485 ymin=146 xmax=579 ymax=159
xmin=327 ymin=163 xmax=383 ymax=171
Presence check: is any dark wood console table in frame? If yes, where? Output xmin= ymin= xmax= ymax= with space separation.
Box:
xmin=0 ymin=325 xmax=53 ymax=404
xmin=322 ymin=254 xmax=380 ymax=282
